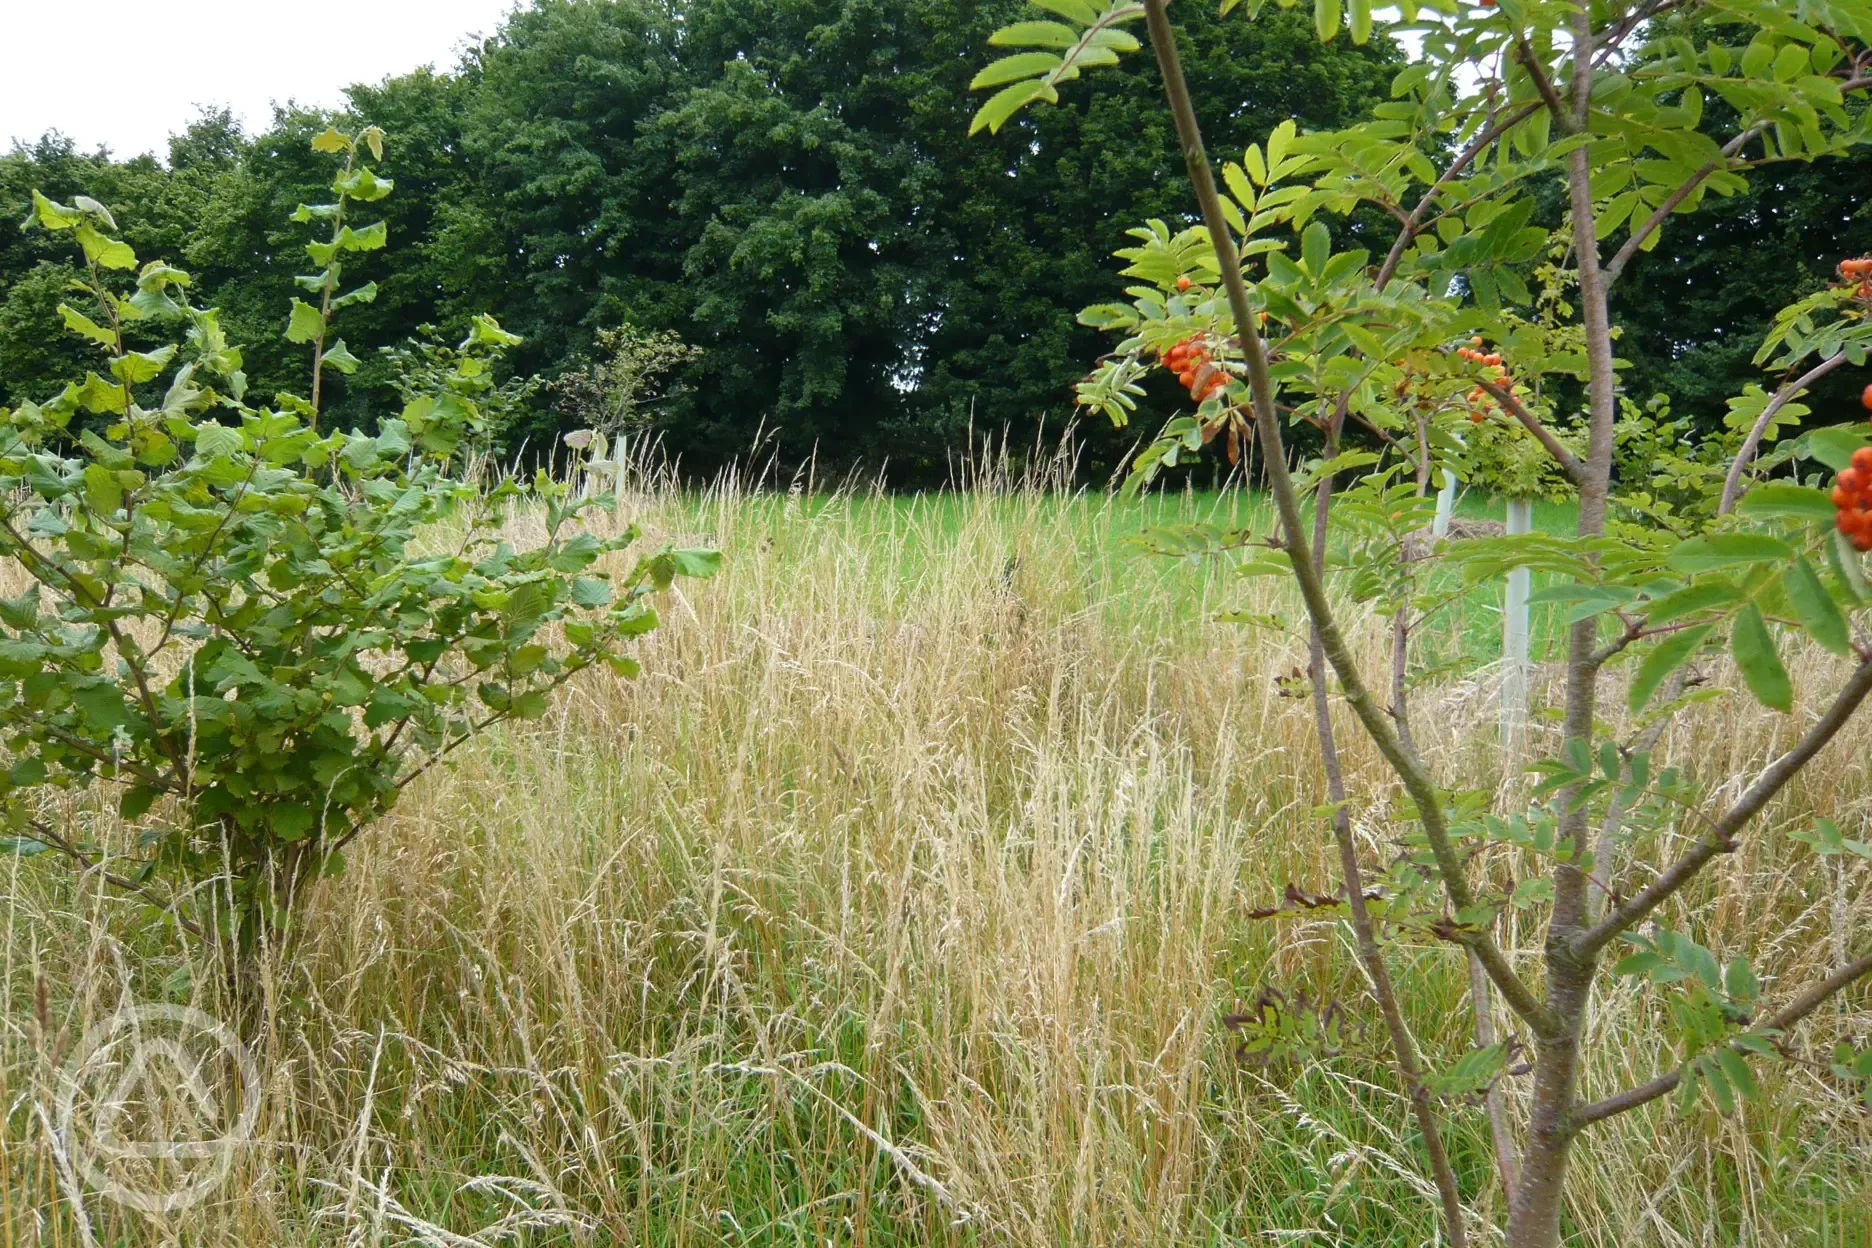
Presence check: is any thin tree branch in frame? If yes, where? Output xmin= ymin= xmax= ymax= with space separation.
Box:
xmin=1476 ymin=378 xmax=1587 ymax=486
xmin=1719 ymin=352 xmax=1850 ymax=514
xmin=1575 ymin=656 xmax=1872 ymax=959
xmin=23 ymin=818 xmax=203 ymax=938
xmin=1517 ymin=40 xmax=1572 ymax=130
xmin=1375 ymin=102 xmax=1544 ymax=290
xmin=1603 ymin=125 xmax=1764 ymax=287
xmin=1570 ymin=947 xmax=1872 ymax=1129
xmin=1140 ymin=0 xmax=1555 ymax=1043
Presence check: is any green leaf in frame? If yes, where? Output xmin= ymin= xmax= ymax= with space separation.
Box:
xmin=194 ymin=423 xmax=244 ymax=459
xmin=311 ymin=127 xmax=350 ymax=154
xmin=669 ymin=548 xmax=723 ymax=578
xmin=1713 ymin=1047 xmax=1760 ymax=1103
xmin=1782 ymin=559 xmax=1851 ymax=656
xmin=331 ymin=282 xmax=379 ymax=310
xmin=1642 ymin=581 xmax=1741 ymax=626
xmin=73 ymin=223 xmax=136 ymax=270
xmin=1737 ymin=483 xmax=1834 ymax=521
xmin=1314 ymin=0 xmax=1342 ymax=42
xmin=1732 ymin=603 xmax=1792 ymax=712
xmin=971 ymin=80 xmax=1051 ymax=135
xmin=286 ymin=299 xmax=325 ymax=344
xmin=1664 ymin=533 xmax=1794 ymax=575
xmin=321 ymin=339 xmax=361 ymax=375
xmin=30 ymin=190 xmax=83 ymax=230
xmin=989 ymin=20 xmax=1080 ymax=48
xmin=120 ymin=786 xmax=161 ymax=821
xmin=1630 ymin=624 xmax=1712 ymax=712
xmin=0 ymin=837 xmax=50 ymax=856
xmin=82 ymin=463 xmax=124 ymax=513
xmin=1028 ymin=0 xmax=1098 ymax=21
xmin=1803 ymin=425 xmax=1872 ymax=471
xmin=58 ymin=304 xmax=116 ymax=348
xmin=971 ymin=52 xmax=1063 ymax=89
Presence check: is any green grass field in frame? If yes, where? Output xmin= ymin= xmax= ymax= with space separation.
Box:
xmin=4 ymin=481 xmax=1867 ymax=1247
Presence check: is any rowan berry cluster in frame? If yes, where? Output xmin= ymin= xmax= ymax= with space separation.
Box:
xmin=1839 ymin=255 xmax=1872 ymax=292
xmin=1160 ymin=335 xmax=1229 ymax=403
xmin=1454 ymin=336 xmax=1510 ymax=423
xmin=1833 ymin=447 xmax=1872 ymax=552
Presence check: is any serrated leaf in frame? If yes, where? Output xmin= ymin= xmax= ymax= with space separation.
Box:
xmin=1029 ymin=0 xmax=1098 ymax=23
xmin=989 ymin=20 xmax=1079 ymax=48
xmin=286 ymin=299 xmax=325 ymax=344
xmin=321 ymin=339 xmax=361 ymax=375
xmin=1737 ymin=483 xmax=1834 ymax=521
xmin=58 ymin=303 xmax=115 ymax=348
xmin=1664 ymin=533 xmax=1793 ymax=574
xmin=971 ymin=51 xmax=1063 ymax=89
xmin=1642 ymin=580 xmax=1742 ymax=626
xmin=971 ymin=80 xmax=1050 ymax=135
xmin=1732 ymin=602 xmax=1792 ymax=712
xmin=1782 ymin=559 xmax=1850 ymax=656
xmin=311 ymin=127 xmax=350 ymax=153
xmin=1630 ymin=624 xmax=1712 ymax=712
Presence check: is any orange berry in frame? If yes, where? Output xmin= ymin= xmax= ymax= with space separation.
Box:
xmin=1853 ymin=448 xmax=1872 ymax=474
xmin=1177 ymin=276 xmax=1193 ymax=291
xmin=1835 ymin=485 xmax=1855 ymax=508
xmin=1469 ymin=410 xmax=1486 ymax=424
xmin=1470 ymin=336 xmax=1483 ymax=346
xmin=1862 ymin=382 xmax=1872 ymax=412
xmin=1178 ymin=369 xmax=1198 ymax=388
xmin=1484 ymin=353 xmax=1502 ymax=366
xmin=1841 ymin=468 xmax=1867 ymax=494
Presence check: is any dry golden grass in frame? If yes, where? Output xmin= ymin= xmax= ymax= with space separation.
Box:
xmin=3 ymin=471 xmax=1869 ymax=1246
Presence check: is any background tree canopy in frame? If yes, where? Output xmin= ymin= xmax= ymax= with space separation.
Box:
xmin=1 ymin=0 xmax=1861 ymax=481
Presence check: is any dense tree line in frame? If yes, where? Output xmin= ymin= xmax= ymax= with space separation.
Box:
xmin=1 ymin=0 xmax=1864 ymax=481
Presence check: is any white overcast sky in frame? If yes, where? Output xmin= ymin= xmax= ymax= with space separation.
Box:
xmin=2 ymin=0 xmax=524 ymax=161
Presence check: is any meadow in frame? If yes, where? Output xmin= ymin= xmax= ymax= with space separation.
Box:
xmin=3 ymin=470 xmax=1869 ymax=1247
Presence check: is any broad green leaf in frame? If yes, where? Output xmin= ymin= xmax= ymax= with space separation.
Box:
xmin=331 ymin=282 xmax=378 ymax=310
xmin=1782 ymin=559 xmax=1851 ymax=655
xmin=311 ymin=127 xmax=350 ymax=153
xmin=1732 ymin=603 xmax=1792 ymax=712
xmin=58 ymin=304 xmax=115 ymax=348
xmin=0 ymin=838 xmax=49 ymax=856
xmin=286 ymin=299 xmax=325 ymax=344
xmin=30 ymin=189 xmax=83 ymax=230
xmin=194 ymin=423 xmax=244 ymax=459
xmin=1664 ymin=533 xmax=1794 ymax=574
xmin=108 ymin=345 xmax=177 ymax=384
xmin=321 ymin=339 xmax=361 ymax=375
xmin=73 ymin=223 xmax=136 ymax=270
xmin=1630 ymin=624 xmax=1712 ymax=711
xmin=669 ymin=549 xmax=723 ymax=578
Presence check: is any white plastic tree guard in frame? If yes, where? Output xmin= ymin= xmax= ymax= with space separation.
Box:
xmin=1501 ymin=498 xmax=1533 ymax=750
xmin=1433 ymin=467 xmax=1458 ymax=539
